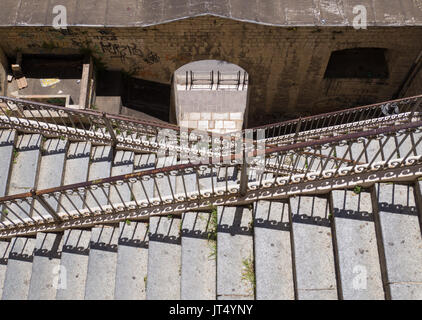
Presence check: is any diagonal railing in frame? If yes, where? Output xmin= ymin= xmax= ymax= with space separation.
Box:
xmin=246 ymin=94 xmax=422 ymax=146
xmin=1 ymin=119 xmax=421 ymax=238
xmin=0 ymin=95 xmax=228 ymax=159
xmin=1 ymin=95 xmax=422 ymax=159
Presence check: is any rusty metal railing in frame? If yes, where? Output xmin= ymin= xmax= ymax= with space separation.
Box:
xmin=1 ymin=119 xmax=421 ymax=238
xmin=243 ymin=94 xmax=422 ymax=146
xmin=2 ymin=95 xmax=422 ymax=164
xmin=0 ymin=95 xmax=236 ymax=160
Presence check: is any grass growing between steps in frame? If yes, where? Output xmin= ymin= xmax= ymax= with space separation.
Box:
xmin=207 ymin=207 xmax=218 ymax=261
xmin=241 ymin=256 xmax=256 ymax=294
xmin=12 ymin=149 xmax=19 ymax=164
xmin=353 ymin=185 xmax=362 ymax=194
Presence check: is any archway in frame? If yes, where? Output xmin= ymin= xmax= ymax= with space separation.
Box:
xmin=171 ymin=60 xmax=249 ymax=133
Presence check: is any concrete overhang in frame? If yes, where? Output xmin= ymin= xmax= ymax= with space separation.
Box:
xmin=1 ymin=0 xmax=422 ymax=28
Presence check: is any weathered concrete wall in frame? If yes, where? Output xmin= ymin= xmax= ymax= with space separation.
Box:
xmin=1 ymin=16 xmax=422 ymax=126
xmin=0 ymin=47 xmax=8 ymax=96
xmin=2 ymin=0 xmax=422 ymax=28
xmin=402 ymin=61 xmax=422 ymax=97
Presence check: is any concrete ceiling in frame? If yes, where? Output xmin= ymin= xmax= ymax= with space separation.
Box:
xmin=1 ymin=0 xmax=422 ymax=27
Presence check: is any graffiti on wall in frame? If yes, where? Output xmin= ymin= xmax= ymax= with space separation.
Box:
xmin=99 ymin=41 xmax=160 ymax=64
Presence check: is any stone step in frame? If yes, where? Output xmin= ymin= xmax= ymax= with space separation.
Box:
xmin=153 ymin=155 xmax=177 ymax=200
xmin=289 ymin=195 xmax=338 ymax=300
xmin=181 ymin=211 xmax=216 ymax=300
xmin=110 ymin=151 xmax=138 ymax=299
xmin=115 ymin=221 xmax=149 ymax=300
xmin=146 ymin=215 xmax=181 ymax=300
xmin=84 ymin=225 xmax=119 ymax=300
xmin=254 ymin=201 xmax=294 ymax=300
xmin=56 ymin=229 xmax=91 ymax=300
xmin=109 ymin=150 xmax=134 ymax=205
xmin=331 ymin=190 xmax=384 ymax=300
xmin=217 ymin=206 xmax=254 ymax=300
xmin=1 ymin=237 xmax=36 ymax=300
xmin=0 ymin=240 xmax=11 ymax=298
xmin=375 ymin=183 xmax=422 ymax=299
xmin=33 ymin=139 xmax=68 ymax=220
xmin=7 ymin=134 xmax=42 ymax=222
xmin=0 ymin=130 xmax=16 ymax=213
xmin=397 ymin=131 xmax=417 ymax=158
xmin=60 ymin=142 xmax=91 ymax=214
xmin=132 ymin=153 xmax=156 ymax=202
xmin=85 ymin=146 xmax=113 ymax=208
xmin=413 ymin=131 xmax=422 ymax=155
xmin=28 ymin=232 xmax=63 ymax=300
xmin=380 ymin=135 xmax=400 ymax=162
xmin=146 ymin=155 xmax=181 ymax=300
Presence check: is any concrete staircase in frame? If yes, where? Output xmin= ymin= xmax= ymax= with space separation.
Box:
xmin=1 ymin=122 xmax=422 ymax=300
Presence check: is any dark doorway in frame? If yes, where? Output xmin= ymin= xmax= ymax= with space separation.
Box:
xmin=324 ymin=48 xmax=389 ymax=79
xmin=122 ymin=77 xmax=171 ymax=122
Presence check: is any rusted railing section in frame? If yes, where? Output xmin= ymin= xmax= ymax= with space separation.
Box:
xmin=1 ymin=120 xmax=421 ymax=238
xmin=0 ymin=95 xmax=243 ymax=159
xmin=2 ymin=95 xmax=422 ymax=158
xmin=246 ymin=94 xmax=422 ymax=145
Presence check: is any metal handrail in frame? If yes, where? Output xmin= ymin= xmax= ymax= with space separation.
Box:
xmin=1 ymin=119 xmax=421 ymax=238
xmin=2 ymin=95 xmax=422 ymax=161
xmin=238 ymin=94 xmax=422 ymax=144
xmin=0 ymin=95 xmax=234 ymax=159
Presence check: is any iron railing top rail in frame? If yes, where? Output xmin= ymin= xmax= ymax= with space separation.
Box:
xmin=1 ymin=94 xmax=422 ymax=162
xmin=0 ymin=95 xmax=178 ymax=131
xmin=3 ymin=93 xmax=421 ymax=135
xmin=0 ymin=95 xmax=223 ymax=139
xmin=1 ymin=118 xmax=421 ymax=205
xmin=240 ymin=94 xmax=422 ymax=139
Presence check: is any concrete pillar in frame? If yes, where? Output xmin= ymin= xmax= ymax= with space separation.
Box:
xmin=173 ymin=60 xmax=249 ymax=134
xmin=0 ymin=47 xmax=8 ymax=96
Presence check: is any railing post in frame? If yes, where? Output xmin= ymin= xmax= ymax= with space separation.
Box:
xmin=102 ymin=112 xmax=118 ymax=147
xmin=293 ymin=118 xmax=302 ymax=143
xmin=240 ymin=145 xmax=249 ymax=197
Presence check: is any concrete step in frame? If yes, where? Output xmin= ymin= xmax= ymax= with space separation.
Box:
xmin=0 ymin=240 xmax=11 ymax=298
xmin=132 ymin=153 xmax=156 ymax=202
xmin=217 ymin=206 xmax=254 ymax=300
xmin=1 ymin=237 xmax=36 ymax=300
xmin=85 ymin=146 xmax=113 ymax=208
xmin=28 ymin=232 xmax=63 ymax=300
xmin=115 ymin=221 xmax=149 ymax=300
xmin=331 ymin=190 xmax=384 ymax=300
xmin=364 ymin=138 xmax=384 ymax=163
xmin=84 ymin=225 xmax=119 ymax=300
xmin=289 ymin=195 xmax=338 ymax=300
xmin=33 ymin=139 xmax=67 ymax=220
xmin=254 ymin=201 xmax=294 ymax=300
xmin=375 ymin=183 xmax=422 ymax=299
xmin=380 ymin=135 xmax=400 ymax=162
xmin=397 ymin=131 xmax=417 ymax=158
xmin=413 ymin=131 xmax=422 ymax=155
xmin=0 ymin=130 xmax=16 ymax=212
xmin=109 ymin=151 xmax=134 ymax=205
xmin=7 ymin=134 xmax=42 ymax=222
xmin=145 ymin=155 xmax=181 ymax=300
xmin=153 ymin=155 xmax=177 ymax=200
xmin=56 ymin=229 xmax=91 ymax=300
xmin=60 ymin=142 xmax=91 ymax=214
xmin=146 ymin=215 xmax=181 ymax=300
xmin=181 ymin=211 xmax=216 ymax=300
